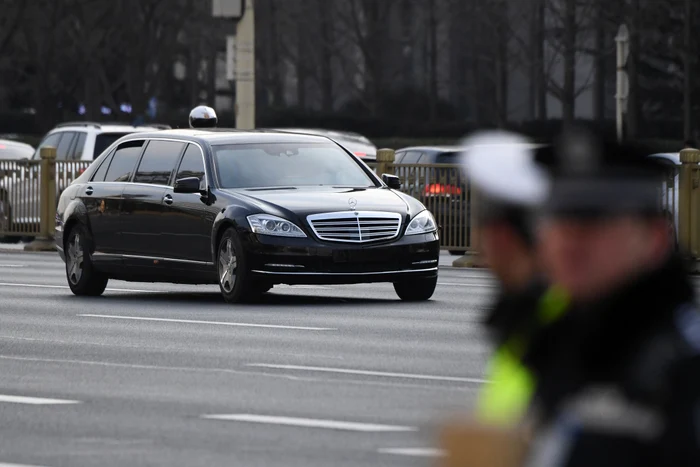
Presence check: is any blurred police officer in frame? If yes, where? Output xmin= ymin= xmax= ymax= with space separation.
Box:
xmin=523 ymin=127 xmax=700 ymax=466
xmin=460 ymin=131 xmax=568 ymax=427
xmin=189 ymin=105 xmax=218 ymax=129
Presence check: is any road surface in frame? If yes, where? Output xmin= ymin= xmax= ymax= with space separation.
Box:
xmin=0 ymin=251 xmax=497 ymax=467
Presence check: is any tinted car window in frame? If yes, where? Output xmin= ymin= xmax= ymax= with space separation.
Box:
xmin=175 ymin=144 xmax=206 ymax=188
xmin=91 ymin=150 xmax=115 ymax=182
xmin=32 ymin=133 xmax=62 ymax=159
xmin=104 ymin=141 xmax=144 ymax=182
xmin=94 ymin=133 xmax=131 ymax=159
xmin=435 ymin=151 xmax=460 ymax=164
xmin=214 ymin=142 xmax=376 ymax=189
xmin=71 ymin=132 xmax=87 ymax=160
xmin=401 ymin=151 xmax=422 ymax=163
xmin=56 ymin=132 xmax=76 ymax=161
xmin=133 ymin=140 xmax=185 ymax=185
xmin=394 ymin=151 xmax=406 ymax=163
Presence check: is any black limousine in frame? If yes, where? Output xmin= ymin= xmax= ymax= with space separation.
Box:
xmin=56 ymin=129 xmax=440 ymax=303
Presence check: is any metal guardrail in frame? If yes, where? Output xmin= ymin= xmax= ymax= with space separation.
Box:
xmin=0 ymin=152 xmax=90 ymax=238
xmin=393 ymin=163 xmax=472 ymax=251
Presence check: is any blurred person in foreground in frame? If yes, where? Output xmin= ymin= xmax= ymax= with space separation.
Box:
xmin=459 ymin=131 xmax=569 ymax=428
xmin=521 ymin=127 xmax=700 ymax=466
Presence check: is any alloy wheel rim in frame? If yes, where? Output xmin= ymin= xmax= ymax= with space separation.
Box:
xmin=218 ymin=238 xmax=237 ymax=293
xmin=66 ymin=233 xmax=84 ymax=285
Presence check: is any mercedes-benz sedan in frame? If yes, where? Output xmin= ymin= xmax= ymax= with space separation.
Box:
xmin=55 ymin=129 xmax=440 ymax=302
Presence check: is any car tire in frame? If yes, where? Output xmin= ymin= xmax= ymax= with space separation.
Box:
xmin=217 ymin=227 xmax=263 ymax=303
xmin=65 ymin=223 xmax=108 ymax=296
xmin=393 ymin=276 xmax=437 ymax=301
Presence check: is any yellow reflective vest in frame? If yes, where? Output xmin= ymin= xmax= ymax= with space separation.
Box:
xmin=476 ymin=285 xmax=569 ymax=426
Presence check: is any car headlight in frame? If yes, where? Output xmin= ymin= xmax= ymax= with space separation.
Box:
xmin=405 ymin=210 xmax=437 ymax=235
xmin=247 ymin=214 xmax=307 ymax=237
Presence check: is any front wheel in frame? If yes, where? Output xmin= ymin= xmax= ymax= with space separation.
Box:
xmin=217 ymin=227 xmax=265 ymax=303
xmin=65 ymin=224 xmax=108 ymax=296
xmin=393 ymin=276 xmax=438 ymax=301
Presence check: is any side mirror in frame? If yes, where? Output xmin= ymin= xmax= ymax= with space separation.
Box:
xmin=382 ymin=173 xmax=401 ymax=190
xmin=173 ymin=177 xmax=202 ymax=194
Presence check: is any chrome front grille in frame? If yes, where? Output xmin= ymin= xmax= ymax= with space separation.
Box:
xmin=307 ymin=211 xmax=402 ymax=243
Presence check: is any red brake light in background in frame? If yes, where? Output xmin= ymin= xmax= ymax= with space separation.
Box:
xmin=78 ymin=168 xmax=86 ymax=175
xmin=354 ymin=152 xmax=366 ymax=158
xmin=425 ymin=183 xmax=462 ymax=196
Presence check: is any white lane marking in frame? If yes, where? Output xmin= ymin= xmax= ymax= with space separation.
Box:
xmin=78 ymin=314 xmax=336 ymax=331
xmin=0 ymin=463 xmax=50 ymax=467
xmin=0 ymin=355 xmax=472 ymax=392
xmin=0 ymin=264 xmax=26 ymax=268
xmin=378 ymin=448 xmax=445 ymax=457
xmin=0 ymin=394 xmax=80 ymax=405
xmin=247 ymin=363 xmax=489 ymax=384
xmin=0 ymin=282 xmax=157 ymax=293
xmin=201 ymin=414 xmax=417 ymax=432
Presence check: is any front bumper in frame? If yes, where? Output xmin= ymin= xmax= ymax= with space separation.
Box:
xmin=243 ymin=231 xmax=440 ymax=285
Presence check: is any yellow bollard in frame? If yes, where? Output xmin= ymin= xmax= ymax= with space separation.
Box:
xmin=24 ymin=146 xmax=57 ymax=252
xmin=375 ymin=148 xmax=396 ymax=177
xmin=678 ymin=148 xmax=700 ymax=257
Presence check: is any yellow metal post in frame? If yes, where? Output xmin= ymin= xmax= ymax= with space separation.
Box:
xmin=376 ymin=148 xmax=396 ymax=177
xmin=24 ymin=146 xmax=57 ymax=252
xmin=678 ymin=148 xmax=700 ymax=256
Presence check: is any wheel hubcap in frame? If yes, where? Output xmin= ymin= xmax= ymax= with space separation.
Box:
xmin=66 ymin=233 xmax=84 ymax=285
xmin=218 ymin=238 xmax=237 ymax=293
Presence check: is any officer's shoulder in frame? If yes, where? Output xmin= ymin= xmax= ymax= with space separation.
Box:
xmin=673 ymin=303 xmax=700 ymax=354
xmin=625 ymin=304 xmax=700 ymax=401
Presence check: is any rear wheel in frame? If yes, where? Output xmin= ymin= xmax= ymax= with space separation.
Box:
xmin=393 ymin=276 xmax=437 ymax=302
xmin=65 ymin=224 xmax=108 ymax=296
xmin=217 ymin=227 xmax=266 ymax=303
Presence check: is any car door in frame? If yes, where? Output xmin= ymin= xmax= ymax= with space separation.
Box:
xmin=160 ymin=143 xmax=213 ymax=264
xmin=120 ymin=139 xmax=186 ymax=259
xmin=83 ymin=140 xmax=144 ymax=256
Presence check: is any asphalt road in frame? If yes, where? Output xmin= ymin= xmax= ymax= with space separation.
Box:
xmin=0 ymin=250 xmax=498 ymax=467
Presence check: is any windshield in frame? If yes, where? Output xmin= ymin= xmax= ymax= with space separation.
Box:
xmin=94 ymin=132 xmax=131 ymax=159
xmin=213 ymin=142 xmax=377 ymax=189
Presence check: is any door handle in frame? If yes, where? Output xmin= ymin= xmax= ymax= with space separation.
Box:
xmin=85 ymin=186 xmax=93 ymax=196
xmin=163 ymin=194 xmax=173 ymax=205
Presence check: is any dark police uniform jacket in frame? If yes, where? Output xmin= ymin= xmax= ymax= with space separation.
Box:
xmin=522 ymin=255 xmax=700 ymax=467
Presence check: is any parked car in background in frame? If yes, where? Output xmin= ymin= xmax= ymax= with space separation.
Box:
xmin=32 ymin=121 xmax=171 ymax=162
xmin=272 ymin=128 xmax=377 ymax=161
xmin=393 ymin=146 xmax=468 ymax=255
xmin=1 ymin=122 xmax=171 ymax=244
xmin=0 ymin=139 xmax=34 ymax=160
xmin=56 ymin=129 xmax=439 ymax=302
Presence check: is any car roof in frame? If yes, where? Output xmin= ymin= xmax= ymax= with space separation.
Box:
xmin=49 ymin=123 xmax=169 ymax=134
xmin=0 ymin=139 xmax=34 ymax=150
xmin=649 ymin=152 xmax=680 ymax=165
xmin=398 ymin=143 xmax=547 ymax=153
xmin=119 ymin=128 xmax=336 ymax=145
xmin=397 ymin=146 xmax=464 ymax=153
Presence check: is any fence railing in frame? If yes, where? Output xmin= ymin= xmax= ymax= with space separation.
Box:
xmin=0 ymin=149 xmax=90 ymax=239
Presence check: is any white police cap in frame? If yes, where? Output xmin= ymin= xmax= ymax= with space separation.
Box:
xmin=459 ymin=130 xmax=550 ymax=208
